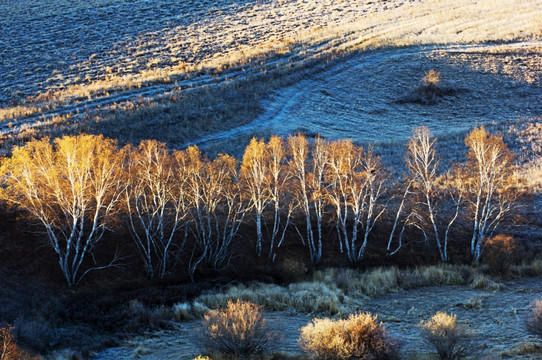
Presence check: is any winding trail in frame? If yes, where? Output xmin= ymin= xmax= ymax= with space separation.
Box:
xmin=186 ymin=41 xmax=542 ymax=149
xmin=2 ymin=41 xmax=540 ymax=151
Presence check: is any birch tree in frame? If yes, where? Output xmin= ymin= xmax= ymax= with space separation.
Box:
xmin=326 ymin=141 xmax=387 ymax=263
xmin=183 ymin=147 xmax=246 ymax=278
xmin=308 ymin=136 xmax=329 ymax=263
xmin=386 ymin=177 xmax=416 ymax=257
xmin=0 ymin=135 xmax=124 ymax=286
xmin=464 ymin=126 xmax=514 ymax=262
xmin=287 ymin=135 xmax=322 ymax=263
xmin=240 ymin=138 xmax=270 ymax=257
xmin=406 ymin=127 xmax=462 ymax=262
xmin=266 ymin=135 xmax=292 ymax=260
xmin=124 ymin=140 xmax=189 ymax=279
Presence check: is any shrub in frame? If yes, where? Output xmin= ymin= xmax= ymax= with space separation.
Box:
xmin=420 ymin=312 xmax=474 ymax=360
xmin=199 ymin=300 xmax=278 ymax=358
xmin=484 ymin=234 xmax=521 ymax=275
xmin=525 ymin=299 xmax=542 ymax=338
xmin=422 ymin=69 xmax=441 ymax=87
xmin=299 ymin=312 xmax=400 ymax=360
xmin=0 ymin=325 xmax=21 ymax=360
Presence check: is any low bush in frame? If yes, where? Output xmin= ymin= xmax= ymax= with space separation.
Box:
xmin=422 ymin=69 xmax=441 ymax=87
xmin=277 ymin=258 xmax=308 ymax=283
xmin=484 ymin=234 xmax=521 ymax=275
xmin=299 ymin=312 xmax=400 ymax=360
xmin=525 ymin=299 xmax=542 ymax=338
xmin=420 ymin=312 xmax=474 ymax=360
xmin=173 ymin=302 xmax=193 ymax=321
xmin=199 ymin=300 xmax=278 ymax=358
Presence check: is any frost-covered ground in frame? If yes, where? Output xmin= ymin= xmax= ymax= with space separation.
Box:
xmin=189 ymin=42 xmax=542 ymax=151
xmin=1 ymin=0 xmax=540 ymax=146
xmin=93 ymin=277 xmax=542 ymax=359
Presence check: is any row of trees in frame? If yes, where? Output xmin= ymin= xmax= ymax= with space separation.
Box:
xmin=0 ymin=126 xmax=515 ymax=286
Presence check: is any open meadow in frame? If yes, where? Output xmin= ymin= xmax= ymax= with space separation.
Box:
xmin=0 ymin=0 xmax=542 ymax=359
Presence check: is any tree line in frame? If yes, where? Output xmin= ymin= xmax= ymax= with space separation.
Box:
xmin=0 ymin=126 xmax=515 ymax=286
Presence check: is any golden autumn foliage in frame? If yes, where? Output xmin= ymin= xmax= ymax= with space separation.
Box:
xmin=200 ymin=300 xmax=278 ymax=357
xmin=420 ymin=312 xmax=474 ymax=360
xmin=0 ymin=325 xmax=21 ymax=360
xmin=299 ymin=312 xmax=399 ymax=360
xmin=0 ymin=125 xmax=519 ymax=285
xmin=240 ymin=136 xmax=292 ymax=259
xmin=0 ymin=135 xmax=125 ymax=286
xmin=465 ymin=126 xmax=515 ymax=262
xmin=124 ymin=140 xmax=190 ymax=279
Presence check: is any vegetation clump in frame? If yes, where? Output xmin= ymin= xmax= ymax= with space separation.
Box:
xmin=422 ymin=69 xmax=441 ymax=87
xmin=483 ymin=234 xmax=521 ymax=275
xmin=397 ymin=69 xmax=464 ymax=105
xmin=525 ymin=299 xmax=542 ymax=339
xmin=420 ymin=312 xmax=474 ymax=360
xmin=199 ymin=300 xmax=278 ymax=358
xmin=299 ymin=312 xmax=400 ymax=360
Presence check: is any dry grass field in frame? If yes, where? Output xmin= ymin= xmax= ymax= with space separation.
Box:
xmin=2 ymin=1 xmax=542 ymax=359
xmin=1 ymin=0 xmax=541 ymax=150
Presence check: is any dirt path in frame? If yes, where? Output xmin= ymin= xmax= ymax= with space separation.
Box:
xmin=5 ymin=41 xmax=539 ymax=151
xmin=189 ymin=41 xmax=542 ymax=151
xmin=92 ymin=277 xmax=542 ymax=360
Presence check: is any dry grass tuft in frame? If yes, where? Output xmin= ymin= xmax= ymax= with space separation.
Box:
xmin=400 ymin=265 xmax=467 ymax=289
xmin=199 ymin=300 xmax=279 ymax=358
xmin=420 ymin=312 xmax=474 ymax=360
xmin=192 ymin=356 xmax=212 ymax=360
xmin=469 ymin=273 xmax=505 ymax=291
xmin=462 ymin=296 xmax=485 ymax=310
xmin=511 ymin=258 xmax=542 ymax=277
xmin=514 ymin=342 xmax=542 ymax=356
xmin=173 ymin=302 xmax=193 ymax=322
xmin=125 ymin=299 xmax=175 ymax=332
xmin=299 ymin=312 xmax=400 ymax=360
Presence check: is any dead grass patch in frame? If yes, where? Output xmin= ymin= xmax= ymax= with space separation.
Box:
xmin=174 ymin=265 xmax=506 ymax=319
